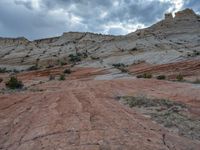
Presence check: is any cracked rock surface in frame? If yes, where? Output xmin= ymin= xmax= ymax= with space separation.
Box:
xmin=0 ymin=67 xmax=200 ymax=150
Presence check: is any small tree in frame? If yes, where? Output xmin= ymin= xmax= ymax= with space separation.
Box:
xmin=6 ymin=76 xmax=23 ymax=89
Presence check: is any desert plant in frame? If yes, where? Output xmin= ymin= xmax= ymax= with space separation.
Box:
xmin=68 ymin=54 xmax=81 ymax=62
xmin=120 ymin=68 xmax=128 ymax=73
xmin=60 ymin=61 xmax=67 ymax=66
xmin=91 ymin=56 xmax=100 ymax=60
xmin=143 ymin=73 xmax=152 ymax=78
xmin=136 ymin=74 xmax=143 ymax=78
xmin=112 ymin=63 xmax=128 ymax=73
xmin=0 ymin=68 xmax=7 ymax=73
xmin=63 ymin=68 xmax=71 ymax=74
xmin=193 ymin=78 xmax=200 ymax=84
xmin=5 ymin=76 xmax=23 ymax=89
xmin=176 ymin=74 xmax=184 ymax=81
xmin=49 ymin=75 xmax=55 ymax=81
xmin=112 ymin=63 xmax=126 ymax=68
xmin=12 ymin=69 xmax=20 ymax=73
xmin=156 ymin=75 xmax=166 ymax=80
xmin=46 ymin=64 xmax=54 ymax=68
xmin=137 ymin=73 xmax=152 ymax=79
xmin=27 ymin=65 xmax=38 ymax=71
xmin=193 ymin=50 xmax=200 ymax=56
xmin=59 ymin=74 xmax=65 ymax=81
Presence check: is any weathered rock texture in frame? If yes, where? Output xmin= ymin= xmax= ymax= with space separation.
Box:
xmin=0 ymin=9 xmax=200 ymax=70
xmin=0 ymin=67 xmax=200 ymax=150
xmin=0 ymin=9 xmax=200 ymax=150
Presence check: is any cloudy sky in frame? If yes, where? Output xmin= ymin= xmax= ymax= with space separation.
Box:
xmin=0 ymin=0 xmax=199 ymax=40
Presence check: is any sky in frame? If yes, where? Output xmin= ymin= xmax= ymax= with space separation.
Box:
xmin=0 ymin=0 xmax=199 ymax=40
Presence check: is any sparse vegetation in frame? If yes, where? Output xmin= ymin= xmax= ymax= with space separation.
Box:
xmin=59 ymin=74 xmax=65 ymax=80
xmin=187 ymin=50 xmax=200 ymax=57
xmin=46 ymin=64 xmax=54 ymax=68
xmin=60 ymin=61 xmax=67 ymax=66
xmin=120 ymin=67 xmax=128 ymax=73
xmin=12 ymin=69 xmax=20 ymax=73
xmin=122 ymin=95 xmax=185 ymax=108
xmin=130 ymin=47 xmax=137 ymax=51
xmin=68 ymin=54 xmax=81 ymax=63
xmin=137 ymin=73 xmax=152 ymax=79
xmin=49 ymin=75 xmax=55 ymax=81
xmin=112 ymin=63 xmax=128 ymax=73
xmin=193 ymin=50 xmax=200 ymax=56
xmin=156 ymin=75 xmax=166 ymax=80
xmin=91 ymin=56 xmax=100 ymax=60
xmin=112 ymin=63 xmax=126 ymax=68
xmin=136 ymin=74 xmax=143 ymax=78
xmin=5 ymin=76 xmax=24 ymax=89
xmin=27 ymin=65 xmax=38 ymax=71
xmin=193 ymin=78 xmax=200 ymax=84
xmin=119 ymin=95 xmax=200 ymax=140
xmin=176 ymin=74 xmax=184 ymax=81
xmin=0 ymin=68 xmax=7 ymax=73
xmin=63 ymin=68 xmax=71 ymax=74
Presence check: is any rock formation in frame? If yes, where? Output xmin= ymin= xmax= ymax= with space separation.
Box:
xmin=0 ymin=8 xmax=199 ymax=70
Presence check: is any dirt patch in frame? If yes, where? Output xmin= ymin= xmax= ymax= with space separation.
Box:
xmin=118 ymin=95 xmax=200 ymax=140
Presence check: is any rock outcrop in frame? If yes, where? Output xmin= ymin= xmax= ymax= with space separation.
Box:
xmin=0 ymin=8 xmax=199 ymax=70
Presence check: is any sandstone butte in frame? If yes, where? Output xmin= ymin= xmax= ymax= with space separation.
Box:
xmin=0 ymin=8 xmax=200 ymax=150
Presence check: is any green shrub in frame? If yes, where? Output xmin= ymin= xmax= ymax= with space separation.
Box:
xmin=46 ymin=64 xmax=54 ymax=68
xmin=136 ymin=74 xmax=143 ymax=78
xmin=27 ymin=65 xmax=38 ymax=71
xmin=137 ymin=73 xmax=152 ymax=79
xmin=60 ymin=61 xmax=67 ymax=66
xmin=112 ymin=63 xmax=126 ymax=68
xmin=193 ymin=50 xmax=200 ymax=56
xmin=59 ymin=74 xmax=65 ymax=81
xmin=143 ymin=73 xmax=152 ymax=78
xmin=91 ymin=56 xmax=100 ymax=60
xmin=176 ymin=74 xmax=184 ymax=81
xmin=12 ymin=69 xmax=20 ymax=73
xmin=6 ymin=76 xmax=24 ymax=89
xmin=68 ymin=54 xmax=81 ymax=62
xmin=0 ymin=78 xmax=3 ymax=83
xmin=120 ymin=68 xmax=128 ymax=73
xmin=0 ymin=68 xmax=7 ymax=73
xmin=63 ymin=68 xmax=71 ymax=74
xmin=156 ymin=75 xmax=166 ymax=80
xmin=49 ymin=75 xmax=55 ymax=81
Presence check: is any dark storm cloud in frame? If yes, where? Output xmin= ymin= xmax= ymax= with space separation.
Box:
xmin=0 ymin=0 xmax=198 ymax=40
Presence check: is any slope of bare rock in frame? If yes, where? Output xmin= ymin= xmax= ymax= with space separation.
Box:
xmin=128 ymin=59 xmax=200 ymax=80
xmin=0 ymin=9 xmax=200 ymax=69
xmin=0 ymin=67 xmax=200 ymax=150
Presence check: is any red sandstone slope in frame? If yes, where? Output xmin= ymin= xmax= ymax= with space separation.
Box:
xmin=0 ymin=66 xmax=200 ymax=150
xmin=128 ymin=59 xmax=200 ymax=80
